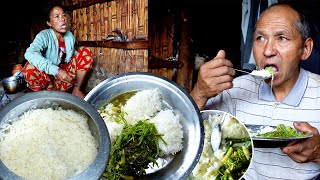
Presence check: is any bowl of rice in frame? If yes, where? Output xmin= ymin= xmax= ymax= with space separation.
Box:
xmin=84 ymin=72 xmax=204 ymax=180
xmin=0 ymin=91 xmax=111 ymax=180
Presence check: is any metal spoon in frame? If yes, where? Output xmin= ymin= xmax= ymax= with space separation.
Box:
xmin=211 ymin=112 xmax=226 ymax=152
xmin=231 ymin=68 xmax=272 ymax=80
xmin=211 ymin=124 xmax=222 ymax=152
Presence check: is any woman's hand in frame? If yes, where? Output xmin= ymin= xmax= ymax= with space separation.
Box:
xmin=56 ymin=68 xmax=73 ymax=83
xmin=282 ymin=122 xmax=320 ymax=163
xmin=190 ymin=50 xmax=236 ymax=110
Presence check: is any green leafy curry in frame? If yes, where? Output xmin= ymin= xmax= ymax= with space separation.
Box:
xmin=99 ymin=92 xmax=166 ymax=180
xmin=216 ymin=138 xmax=252 ymax=180
xmin=257 ymin=124 xmax=309 ymax=138
xmin=103 ymin=120 xmax=164 ymax=180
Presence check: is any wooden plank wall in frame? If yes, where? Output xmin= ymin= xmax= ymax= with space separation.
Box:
xmin=148 ymin=12 xmax=175 ymax=80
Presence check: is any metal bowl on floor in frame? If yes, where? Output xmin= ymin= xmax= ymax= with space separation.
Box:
xmin=2 ymin=75 xmax=26 ymax=94
xmin=0 ymin=91 xmax=110 ymax=180
xmin=85 ymin=72 xmax=204 ymax=180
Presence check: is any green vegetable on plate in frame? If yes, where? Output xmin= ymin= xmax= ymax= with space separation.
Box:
xmin=216 ymin=138 xmax=252 ymax=180
xmin=257 ymin=124 xmax=309 ymax=138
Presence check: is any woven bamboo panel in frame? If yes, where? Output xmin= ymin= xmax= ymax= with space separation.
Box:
xmin=82 ymin=47 xmax=147 ymax=92
xmin=89 ymin=47 xmax=148 ymax=75
xmin=71 ymin=0 xmax=148 ymax=41
xmin=61 ymin=0 xmax=73 ymax=7
xmin=72 ymin=8 xmax=89 ymax=41
xmin=95 ymin=3 xmax=101 ymax=40
xmin=65 ymin=0 xmax=175 ymax=82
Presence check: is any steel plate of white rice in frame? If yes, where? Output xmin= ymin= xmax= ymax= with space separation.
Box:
xmin=84 ymin=72 xmax=204 ymax=180
xmin=99 ymin=88 xmax=184 ymax=156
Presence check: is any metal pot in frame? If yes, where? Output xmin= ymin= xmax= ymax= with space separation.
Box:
xmin=85 ymin=72 xmax=204 ymax=180
xmin=1 ymin=76 xmax=25 ymax=94
xmin=0 ymin=91 xmax=111 ymax=180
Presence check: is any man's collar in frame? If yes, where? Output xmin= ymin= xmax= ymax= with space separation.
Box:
xmin=259 ymin=68 xmax=307 ymax=106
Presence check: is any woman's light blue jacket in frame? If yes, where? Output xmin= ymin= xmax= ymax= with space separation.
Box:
xmin=24 ymin=28 xmax=76 ymax=75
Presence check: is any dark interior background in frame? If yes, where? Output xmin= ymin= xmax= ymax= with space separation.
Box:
xmin=188 ymin=0 xmax=242 ymax=67
xmin=1 ymin=1 xmax=49 ymax=79
xmin=1 ymin=0 xmax=320 ymax=79
xmin=1 ymin=0 xmax=243 ymax=78
xmin=3 ymin=1 xmax=48 ymax=63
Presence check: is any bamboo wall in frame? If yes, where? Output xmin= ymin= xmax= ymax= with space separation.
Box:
xmin=59 ymin=0 xmax=179 ymax=92
xmin=70 ymin=0 xmax=148 ymax=41
xmin=66 ymin=0 xmax=149 ymax=82
xmin=90 ymin=47 xmax=148 ymax=73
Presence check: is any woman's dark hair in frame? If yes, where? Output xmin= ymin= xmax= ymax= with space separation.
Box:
xmin=45 ymin=3 xmax=66 ymax=22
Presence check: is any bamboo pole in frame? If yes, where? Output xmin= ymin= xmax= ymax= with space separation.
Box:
xmin=83 ymin=8 xmax=88 ymax=41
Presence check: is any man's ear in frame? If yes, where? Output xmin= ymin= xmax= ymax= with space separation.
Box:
xmin=301 ymin=38 xmax=314 ymax=61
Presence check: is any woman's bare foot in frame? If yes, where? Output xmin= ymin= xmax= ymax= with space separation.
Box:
xmin=72 ymin=87 xmax=85 ymax=99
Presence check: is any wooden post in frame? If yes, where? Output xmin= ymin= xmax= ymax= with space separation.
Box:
xmin=176 ymin=7 xmax=192 ymax=93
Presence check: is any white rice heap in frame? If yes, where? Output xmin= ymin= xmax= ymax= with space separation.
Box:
xmin=192 ymin=113 xmax=223 ymax=179
xmin=221 ymin=115 xmax=249 ymax=139
xmin=0 ymin=108 xmax=98 ymax=180
xmin=123 ymin=88 xmax=162 ymax=125
xmin=247 ymin=125 xmax=275 ymax=137
xmin=99 ymin=103 xmax=124 ymax=144
xmin=257 ymin=126 xmax=274 ymax=134
xmin=149 ymin=109 xmax=184 ymax=156
xmin=251 ymin=69 xmax=272 ymax=79
xmin=99 ymin=88 xmax=184 ymax=156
